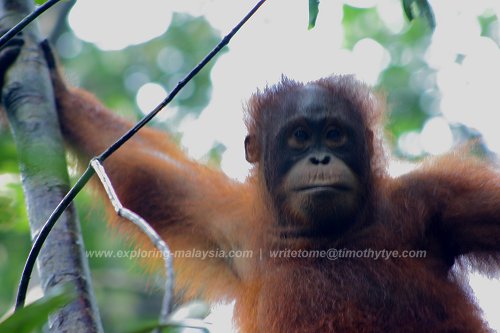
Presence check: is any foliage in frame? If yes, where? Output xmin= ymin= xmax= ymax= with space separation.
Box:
xmin=0 ymin=288 xmax=72 ymax=333
xmin=402 ymin=0 xmax=435 ymax=29
xmin=61 ymin=13 xmax=222 ymax=130
xmin=126 ymin=301 xmax=210 ymax=333
xmin=341 ymin=4 xmax=436 ymax=154
xmin=308 ymin=0 xmax=320 ymax=30
xmin=310 ymin=0 xmax=435 ymax=30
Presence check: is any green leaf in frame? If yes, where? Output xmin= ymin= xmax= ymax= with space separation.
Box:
xmin=127 ymin=301 xmax=210 ymax=333
xmin=402 ymin=0 xmax=414 ymax=21
xmin=308 ymin=0 xmax=320 ymax=30
xmin=34 ymin=0 xmax=48 ymax=4
xmin=128 ymin=320 xmax=210 ymax=333
xmin=402 ymin=0 xmax=435 ymax=30
xmin=0 ymin=290 xmax=72 ymax=333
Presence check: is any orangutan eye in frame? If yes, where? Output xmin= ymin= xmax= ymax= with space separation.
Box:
xmin=294 ymin=128 xmax=309 ymax=141
xmin=288 ymin=127 xmax=311 ymax=149
xmin=326 ymin=126 xmax=347 ymax=147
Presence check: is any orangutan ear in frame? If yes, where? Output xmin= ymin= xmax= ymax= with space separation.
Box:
xmin=244 ymin=135 xmax=260 ymax=163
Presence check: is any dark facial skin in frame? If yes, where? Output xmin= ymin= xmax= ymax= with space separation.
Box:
xmin=246 ymin=83 xmax=369 ymax=238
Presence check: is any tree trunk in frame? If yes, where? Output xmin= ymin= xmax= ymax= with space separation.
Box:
xmin=0 ymin=1 xmax=103 ymax=332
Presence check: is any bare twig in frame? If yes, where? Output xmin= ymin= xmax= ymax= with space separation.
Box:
xmin=91 ymin=159 xmax=174 ymax=325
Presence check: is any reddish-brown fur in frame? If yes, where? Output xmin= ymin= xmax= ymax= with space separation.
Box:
xmin=45 ymin=63 xmax=500 ymax=332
